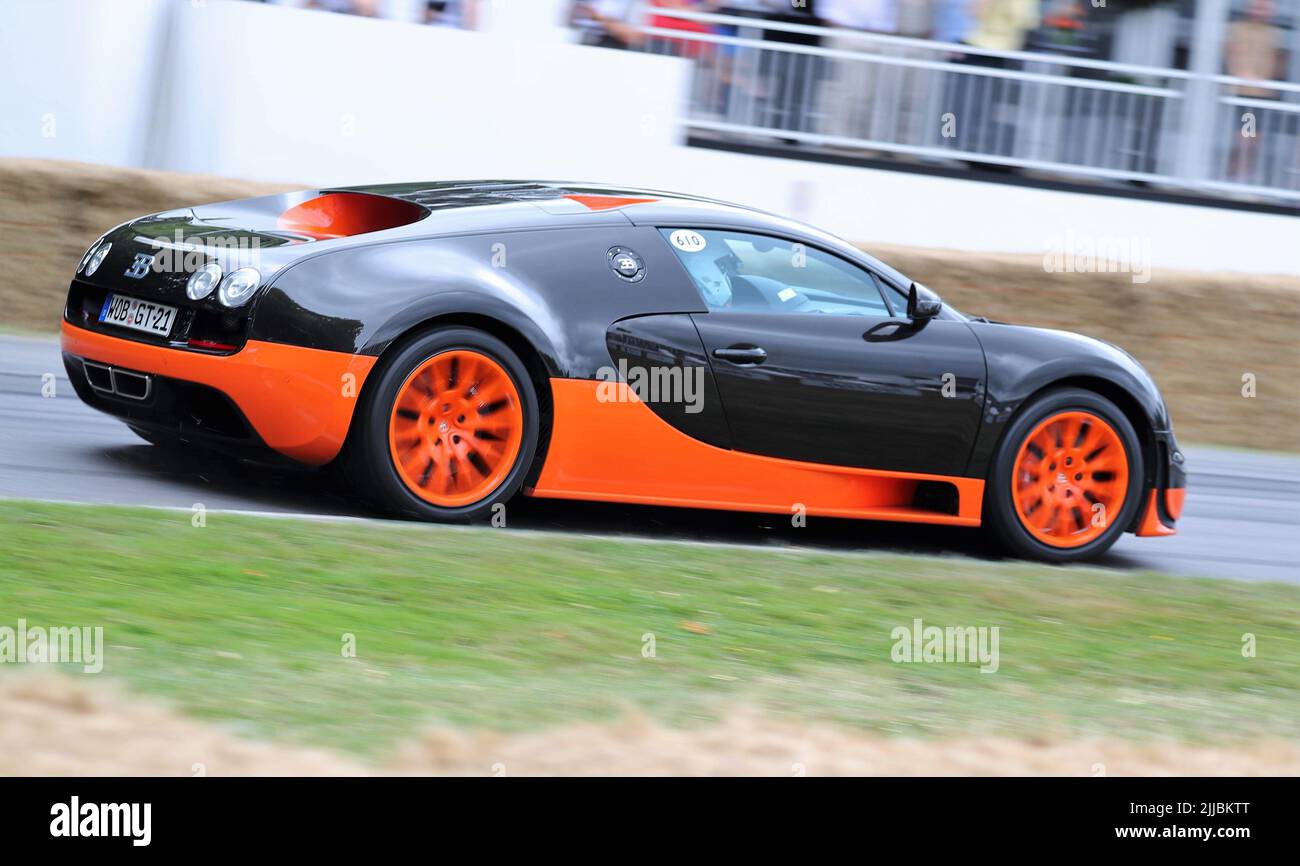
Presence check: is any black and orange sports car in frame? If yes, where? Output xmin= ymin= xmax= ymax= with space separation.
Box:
xmin=62 ymin=181 xmax=1185 ymax=562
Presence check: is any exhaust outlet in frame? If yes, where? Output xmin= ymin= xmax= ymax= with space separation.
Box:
xmin=82 ymin=360 xmax=152 ymax=401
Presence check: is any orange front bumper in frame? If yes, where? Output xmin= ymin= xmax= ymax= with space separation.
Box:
xmin=1135 ymin=487 xmax=1184 ymax=537
xmin=61 ymin=321 xmax=376 ymax=465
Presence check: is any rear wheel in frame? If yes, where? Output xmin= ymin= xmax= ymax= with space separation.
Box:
xmin=345 ymin=327 xmax=540 ymax=521
xmin=984 ymin=388 xmax=1144 ymax=563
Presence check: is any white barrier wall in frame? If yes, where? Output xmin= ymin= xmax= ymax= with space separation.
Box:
xmin=642 ymin=150 xmax=1300 ymax=278
xmin=141 ymin=0 xmax=687 ymax=186
xmin=0 ymin=0 xmax=1295 ymax=276
xmin=1 ymin=0 xmax=687 ymax=187
xmin=0 ymin=0 xmax=172 ymax=169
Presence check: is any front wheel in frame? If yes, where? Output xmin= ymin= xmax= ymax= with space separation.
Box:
xmin=984 ymin=388 xmax=1144 ymax=563
xmin=344 ymin=327 xmax=540 ymax=522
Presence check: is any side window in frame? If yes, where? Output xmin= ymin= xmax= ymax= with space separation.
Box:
xmin=660 ymin=228 xmax=893 ymax=317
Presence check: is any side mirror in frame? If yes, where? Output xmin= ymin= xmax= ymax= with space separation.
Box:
xmin=907 ymin=283 xmax=943 ymax=320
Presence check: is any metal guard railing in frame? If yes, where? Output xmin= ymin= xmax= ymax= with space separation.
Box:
xmin=632 ymin=5 xmax=1300 ymax=203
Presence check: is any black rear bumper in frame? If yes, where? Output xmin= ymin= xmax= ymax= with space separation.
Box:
xmin=63 ymin=352 xmax=281 ymax=462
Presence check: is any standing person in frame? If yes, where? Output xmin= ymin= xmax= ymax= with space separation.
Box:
xmin=569 ymin=0 xmax=645 ymax=49
xmin=647 ymin=0 xmax=720 ymax=59
xmin=932 ymin=0 xmax=975 ymax=44
xmin=424 ymin=0 xmax=479 ymax=28
xmin=647 ymin=0 xmax=733 ymax=117
xmin=816 ymin=0 xmax=899 ymax=142
xmin=890 ymin=0 xmax=935 ymax=151
xmin=1225 ymin=0 xmax=1284 ymax=183
xmin=755 ymin=0 xmax=824 ymax=136
xmin=947 ymin=0 xmax=1040 ymax=161
xmin=966 ymin=0 xmax=1039 ymax=53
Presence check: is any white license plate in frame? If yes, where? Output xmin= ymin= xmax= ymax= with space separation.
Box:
xmin=99 ymin=293 xmax=178 ymax=337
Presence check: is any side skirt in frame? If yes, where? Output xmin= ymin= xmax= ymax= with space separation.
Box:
xmin=528 ymin=379 xmax=984 ymax=526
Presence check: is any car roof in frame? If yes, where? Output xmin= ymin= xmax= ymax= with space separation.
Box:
xmin=324 ymin=180 xmax=912 ymax=289
xmin=335 ymin=180 xmax=743 ymax=214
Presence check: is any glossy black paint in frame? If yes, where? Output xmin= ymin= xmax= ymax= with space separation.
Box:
xmin=256 ymin=224 xmax=705 ymax=376
xmin=964 ymin=321 xmax=1178 ymax=485
xmin=690 ymin=312 xmax=985 ymax=476
xmin=66 ymin=180 xmax=1181 ymax=503
xmin=606 ymin=314 xmax=731 ymax=450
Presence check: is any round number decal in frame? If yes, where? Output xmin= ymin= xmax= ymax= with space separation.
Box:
xmin=669 ymin=229 xmax=707 ymax=252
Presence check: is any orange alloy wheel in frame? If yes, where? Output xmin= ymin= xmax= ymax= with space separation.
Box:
xmin=1011 ymin=410 xmax=1130 ymax=548
xmin=387 ymin=350 xmax=525 ymax=508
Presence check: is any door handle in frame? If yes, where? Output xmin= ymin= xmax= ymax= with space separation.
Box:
xmin=712 ymin=345 xmax=768 ymax=365
xmin=862 ymin=319 xmax=911 ymax=342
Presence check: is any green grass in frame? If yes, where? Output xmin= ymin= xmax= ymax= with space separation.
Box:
xmin=1 ymin=500 xmax=1297 ymax=756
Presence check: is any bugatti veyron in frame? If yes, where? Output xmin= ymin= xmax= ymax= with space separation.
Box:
xmin=62 ymin=182 xmax=1186 ymax=562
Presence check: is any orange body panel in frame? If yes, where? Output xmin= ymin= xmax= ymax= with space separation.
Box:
xmin=530 ymin=379 xmax=984 ymax=526
xmin=1165 ymin=487 xmax=1186 ymax=521
xmin=62 ymin=321 xmax=375 ymax=464
xmin=277 ymin=192 xmax=425 ymax=240
xmin=1135 ymin=490 xmax=1178 ymax=537
xmin=562 ymin=194 xmax=658 ymax=211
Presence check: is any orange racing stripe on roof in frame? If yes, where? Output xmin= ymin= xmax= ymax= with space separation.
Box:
xmin=562 ymin=194 xmax=659 ymax=211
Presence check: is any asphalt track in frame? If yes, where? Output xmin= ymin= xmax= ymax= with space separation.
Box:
xmin=1 ymin=333 xmax=1296 ymax=583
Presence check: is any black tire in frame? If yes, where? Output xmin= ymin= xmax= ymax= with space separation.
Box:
xmin=983 ymin=387 xmax=1145 ymax=563
xmin=343 ymin=326 xmax=540 ymax=522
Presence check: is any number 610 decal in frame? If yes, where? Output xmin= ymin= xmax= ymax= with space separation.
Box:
xmin=669 ymin=229 xmax=707 ymax=252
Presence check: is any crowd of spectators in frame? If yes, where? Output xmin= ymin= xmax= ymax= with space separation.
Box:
xmin=572 ymin=1 xmax=1289 ymax=73
xmin=572 ymin=1 xmax=1039 ymax=54
xmin=246 ymin=0 xmax=1292 ymax=189
xmin=565 ymin=2 xmax=1293 ymax=193
xmin=257 ymin=1 xmax=1290 ymax=84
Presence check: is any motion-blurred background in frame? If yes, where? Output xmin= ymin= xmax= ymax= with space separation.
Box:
xmin=289 ymin=0 xmax=1300 ymax=206
xmin=0 ymin=0 xmax=1297 ymax=777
